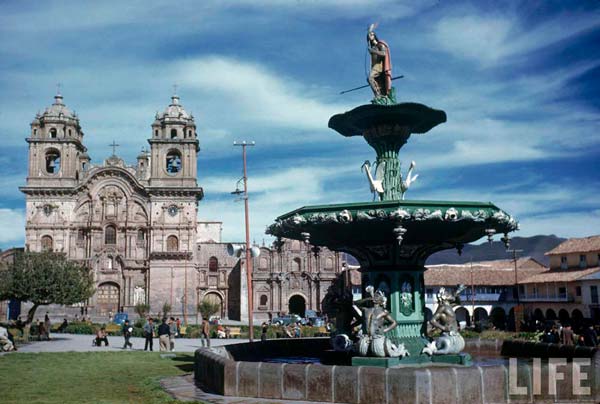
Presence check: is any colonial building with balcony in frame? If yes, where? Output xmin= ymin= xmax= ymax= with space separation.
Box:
xmin=519 ymin=235 xmax=600 ymax=323
xmin=424 ymin=257 xmax=548 ymax=329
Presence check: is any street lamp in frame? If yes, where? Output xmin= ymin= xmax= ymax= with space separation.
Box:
xmin=232 ymin=140 xmax=255 ymax=341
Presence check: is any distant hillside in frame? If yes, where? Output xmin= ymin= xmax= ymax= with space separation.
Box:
xmin=426 ymin=235 xmax=566 ymax=266
xmin=342 ymin=235 xmax=566 ymax=267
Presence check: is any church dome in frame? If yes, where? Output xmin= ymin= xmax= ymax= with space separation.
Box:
xmin=39 ymin=93 xmax=79 ymax=123
xmin=155 ymin=94 xmax=195 ymax=126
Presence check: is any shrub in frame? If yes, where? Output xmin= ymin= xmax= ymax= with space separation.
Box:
xmin=64 ymin=323 xmax=96 ymax=335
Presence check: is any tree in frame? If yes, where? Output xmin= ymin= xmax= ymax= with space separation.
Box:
xmin=197 ymin=300 xmax=220 ymax=321
xmin=162 ymin=302 xmax=172 ymax=318
xmin=0 ymin=251 xmax=94 ymax=325
xmin=134 ymin=303 xmax=150 ymax=319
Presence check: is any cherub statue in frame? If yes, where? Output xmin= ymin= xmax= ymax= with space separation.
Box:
xmin=422 ymin=285 xmax=466 ymax=356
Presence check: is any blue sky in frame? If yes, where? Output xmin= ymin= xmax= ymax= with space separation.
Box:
xmin=0 ymin=0 xmax=598 ymax=249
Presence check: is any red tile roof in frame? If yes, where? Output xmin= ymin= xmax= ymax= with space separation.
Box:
xmin=518 ymin=267 xmax=600 ymax=284
xmin=546 ymin=235 xmax=600 ymax=256
xmin=424 ymin=257 xmax=547 ymax=286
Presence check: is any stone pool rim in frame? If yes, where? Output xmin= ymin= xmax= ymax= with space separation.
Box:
xmin=194 ymin=337 xmax=600 ymax=403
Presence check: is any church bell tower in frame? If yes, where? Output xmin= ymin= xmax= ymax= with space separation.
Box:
xmin=26 ymin=92 xmax=87 ymax=187
xmin=148 ymin=93 xmax=199 ymax=187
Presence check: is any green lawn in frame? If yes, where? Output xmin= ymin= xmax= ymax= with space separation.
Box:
xmin=0 ymin=352 xmax=205 ymax=404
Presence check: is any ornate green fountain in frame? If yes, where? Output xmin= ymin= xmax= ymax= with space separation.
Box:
xmin=267 ymin=26 xmax=518 ymax=367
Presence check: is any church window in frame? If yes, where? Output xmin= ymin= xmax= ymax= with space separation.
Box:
xmin=259 ymin=295 xmax=268 ymax=306
xmin=292 ymin=257 xmax=301 ymax=272
xmin=187 ymin=130 xmax=192 ymax=137
xmin=33 ymin=129 xmax=37 ymax=136
xmin=45 ymin=150 xmax=61 ymax=174
xmin=137 ymin=229 xmax=145 ymax=242
xmin=324 ymin=257 xmax=334 ymax=270
xmin=68 ymin=129 xmax=72 ymax=136
xmin=106 ymin=256 xmax=113 ymax=270
xmin=209 ymin=257 xmax=218 ymax=272
xmin=166 ymin=235 xmax=179 ymax=252
xmin=154 ymin=129 xmax=158 ymax=137
xmin=41 ymin=235 xmax=53 ymax=251
xmin=49 ymin=128 xmax=57 ymax=138
xmin=170 ymin=129 xmax=177 ymax=139
xmin=104 ymin=225 xmax=116 ymax=245
xmin=77 ymin=229 xmax=85 ymax=241
xmin=166 ymin=150 xmax=182 ymax=174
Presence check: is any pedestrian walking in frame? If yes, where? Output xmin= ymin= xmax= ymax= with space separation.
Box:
xmin=122 ymin=320 xmax=133 ymax=349
xmin=143 ymin=318 xmax=154 ymax=351
xmin=44 ymin=312 xmax=52 ymax=340
xmin=158 ymin=318 xmax=170 ymax=352
xmin=201 ymin=318 xmax=210 ymax=347
xmin=169 ymin=317 xmax=177 ymax=351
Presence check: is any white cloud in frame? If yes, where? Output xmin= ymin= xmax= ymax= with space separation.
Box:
xmin=174 ymin=57 xmax=350 ymax=131
xmin=432 ymin=11 xmax=600 ymax=66
xmin=0 ymin=209 xmax=25 ymax=245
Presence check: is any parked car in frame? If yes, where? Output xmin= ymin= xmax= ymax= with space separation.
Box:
xmin=271 ymin=314 xmax=302 ymax=326
xmin=304 ymin=310 xmax=325 ymax=327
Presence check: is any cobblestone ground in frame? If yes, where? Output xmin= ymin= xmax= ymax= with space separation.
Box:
xmin=11 ymin=333 xmax=248 ymax=353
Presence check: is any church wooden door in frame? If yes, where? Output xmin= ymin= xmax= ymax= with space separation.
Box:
xmin=97 ymin=283 xmax=120 ymax=316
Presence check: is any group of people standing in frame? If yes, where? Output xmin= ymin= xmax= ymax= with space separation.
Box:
xmin=539 ymin=322 xmax=599 ymax=347
xmin=141 ymin=317 xmax=179 ymax=352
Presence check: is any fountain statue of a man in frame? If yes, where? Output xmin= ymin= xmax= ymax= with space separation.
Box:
xmin=367 ymin=24 xmax=394 ymax=104
xmin=422 ymin=285 xmax=467 ymax=355
xmin=354 ymin=286 xmax=409 ymax=358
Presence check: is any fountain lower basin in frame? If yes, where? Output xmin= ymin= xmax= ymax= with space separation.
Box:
xmin=194 ymin=338 xmax=600 ymax=403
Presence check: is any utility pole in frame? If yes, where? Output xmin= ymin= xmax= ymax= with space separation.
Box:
xmin=507 ymin=248 xmax=524 ymax=331
xmin=507 ymin=249 xmax=524 ymax=303
xmin=234 ymin=140 xmax=255 ymax=341
xmin=470 ymin=260 xmax=475 ymax=326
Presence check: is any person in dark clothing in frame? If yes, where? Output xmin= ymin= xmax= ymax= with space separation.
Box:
xmin=583 ymin=324 xmax=598 ymax=347
xmin=157 ymin=318 xmax=171 ymax=351
xmin=58 ymin=319 xmax=69 ymax=333
xmin=95 ymin=327 xmax=109 ymax=346
xmin=143 ymin=318 xmax=154 ymax=351
xmin=550 ymin=326 xmax=560 ymax=343
xmin=261 ymin=322 xmax=268 ymax=342
xmin=122 ymin=320 xmax=133 ymax=349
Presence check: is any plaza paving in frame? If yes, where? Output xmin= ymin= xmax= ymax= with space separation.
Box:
xmin=13 ymin=333 xmax=248 ymax=353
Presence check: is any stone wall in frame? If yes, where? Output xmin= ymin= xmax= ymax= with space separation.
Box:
xmin=194 ymin=339 xmax=600 ymax=403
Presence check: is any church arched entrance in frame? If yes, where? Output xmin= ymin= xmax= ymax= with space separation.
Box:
xmin=288 ymin=295 xmax=306 ymax=317
xmin=96 ymin=282 xmax=120 ymax=317
xmin=202 ymin=292 xmax=224 ymax=319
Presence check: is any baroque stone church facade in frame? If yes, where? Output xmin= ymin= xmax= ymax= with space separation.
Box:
xmin=17 ymin=93 xmax=344 ymax=322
